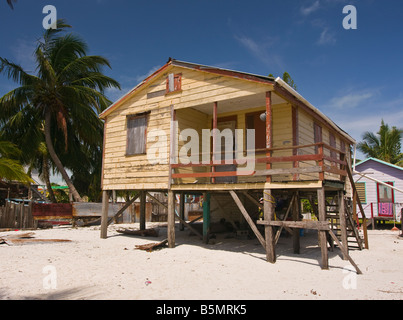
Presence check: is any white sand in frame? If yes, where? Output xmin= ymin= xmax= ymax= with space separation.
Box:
xmin=0 ymin=223 xmax=402 ymax=300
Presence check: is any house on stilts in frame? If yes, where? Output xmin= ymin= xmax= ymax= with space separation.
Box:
xmin=99 ymin=58 xmax=368 ymax=272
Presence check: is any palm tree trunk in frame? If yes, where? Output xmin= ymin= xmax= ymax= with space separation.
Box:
xmin=42 ymin=155 xmax=57 ymax=203
xmin=44 ymin=112 xmax=82 ymax=202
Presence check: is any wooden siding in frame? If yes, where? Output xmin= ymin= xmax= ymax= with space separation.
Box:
xmin=102 ymin=64 xmax=352 ymax=191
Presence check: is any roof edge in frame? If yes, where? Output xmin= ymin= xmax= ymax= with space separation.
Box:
xmin=355 ymin=157 xmax=403 ymax=171
xmin=275 ymin=77 xmax=356 ymax=144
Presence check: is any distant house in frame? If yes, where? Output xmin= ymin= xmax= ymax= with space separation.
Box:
xmin=353 ymin=158 xmax=403 ymax=228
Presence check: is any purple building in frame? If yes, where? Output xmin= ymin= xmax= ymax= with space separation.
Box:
xmin=353 ymin=158 xmax=403 ymax=228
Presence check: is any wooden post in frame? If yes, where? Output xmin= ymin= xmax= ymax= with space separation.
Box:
xmin=265 ymin=92 xmax=273 ymax=183
xmin=292 ymin=192 xmax=300 ymax=254
xmin=203 ymin=192 xmax=211 ymax=243
xmin=212 ymin=102 xmax=218 ymax=184
xmin=167 ymin=190 xmax=175 ymax=248
xmin=100 ymin=190 xmax=110 ymax=239
xmin=318 ymin=144 xmax=324 ymax=181
xmin=264 ymin=189 xmax=276 ymax=263
xmin=179 ymin=191 xmax=185 ymax=231
xmin=338 ymin=190 xmax=348 ymax=260
xmin=140 ymin=190 xmax=146 ymax=230
xmin=317 ymin=187 xmax=328 ymax=269
xmin=292 ymin=106 xmax=299 ymax=181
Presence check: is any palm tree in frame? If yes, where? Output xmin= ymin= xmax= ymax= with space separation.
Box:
xmin=0 ymin=20 xmax=120 ymax=201
xmin=6 ymin=0 xmax=17 ymax=9
xmin=0 ymin=139 xmax=32 ymax=183
xmin=357 ymin=120 xmax=403 ymax=166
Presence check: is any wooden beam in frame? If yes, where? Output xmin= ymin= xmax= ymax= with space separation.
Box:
xmin=328 ymin=230 xmax=362 ymax=274
xmin=317 ymin=187 xmax=329 ymax=270
xmin=140 ymin=191 xmax=146 ymax=230
xmin=292 ymin=192 xmax=301 ymax=254
xmin=146 ymin=192 xmax=203 ymax=240
xmin=257 ymin=220 xmax=330 ymax=230
xmin=100 ymin=190 xmax=110 ymax=239
xmin=179 ymin=191 xmax=185 ymax=231
xmin=229 ymin=190 xmax=266 ymax=250
xmin=346 ymin=161 xmax=369 ymax=249
xmin=338 ymin=190 xmax=348 ymax=260
xmin=263 ymin=189 xmax=276 ymax=263
xmin=203 ymin=192 xmax=211 ymax=243
xmin=274 ymin=195 xmax=295 ymax=244
xmin=167 ymin=190 xmax=175 ymax=248
xmin=266 ymin=91 xmax=273 ymax=183
xmin=107 ymin=192 xmax=140 ymax=226
xmin=292 ymin=106 xmax=299 ymax=181
xmin=212 ymin=102 xmax=218 ymax=184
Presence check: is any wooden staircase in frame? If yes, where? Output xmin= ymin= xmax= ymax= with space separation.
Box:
xmin=326 ymin=193 xmax=364 ymax=251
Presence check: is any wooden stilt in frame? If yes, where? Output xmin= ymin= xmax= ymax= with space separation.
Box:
xmin=140 ymin=190 xmax=146 ymax=230
xmin=317 ymin=187 xmax=329 ymax=269
xmin=264 ymin=189 xmax=276 ymax=263
xmin=203 ymin=192 xmax=211 ymax=243
xmin=167 ymin=190 xmax=175 ymax=248
xmin=338 ymin=190 xmax=348 ymax=260
xmin=179 ymin=191 xmax=185 ymax=231
xmin=100 ymin=190 xmax=110 ymax=239
xmin=292 ymin=192 xmax=301 ymax=254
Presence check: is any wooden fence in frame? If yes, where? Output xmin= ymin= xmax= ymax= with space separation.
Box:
xmin=0 ymin=201 xmax=35 ymax=229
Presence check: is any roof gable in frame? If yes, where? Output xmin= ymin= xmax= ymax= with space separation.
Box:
xmin=355 ymin=157 xmax=403 ymax=172
xmin=99 ymin=58 xmax=275 ymax=119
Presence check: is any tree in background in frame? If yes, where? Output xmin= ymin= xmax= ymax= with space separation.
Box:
xmin=6 ymin=0 xmax=17 ymax=9
xmin=357 ymin=120 xmax=403 ymax=166
xmin=0 ymin=20 xmax=120 ymax=202
xmin=269 ymin=72 xmax=297 ymax=91
xmin=0 ymin=139 xmax=32 ymax=184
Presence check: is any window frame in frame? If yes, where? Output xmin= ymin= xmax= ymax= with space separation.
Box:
xmin=355 ymin=181 xmax=367 ymax=204
xmin=125 ymin=112 xmax=149 ymax=156
xmin=166 ymin=73 xmax=182 ymax=94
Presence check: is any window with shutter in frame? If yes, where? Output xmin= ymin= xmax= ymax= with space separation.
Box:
xmin=166 ymin=73 xmax=182 ymax=94
xmin=356 ymin=182 xmax=366 ymax=204
xmin=126 ymin=113 xmax=148 ymax=155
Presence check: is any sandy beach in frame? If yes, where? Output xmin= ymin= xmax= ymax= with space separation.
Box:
xmin=0 ymin=223 xmax=402 ymax=300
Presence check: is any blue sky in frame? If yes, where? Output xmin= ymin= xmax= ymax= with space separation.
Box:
xmin=1 ymin=0 xmax=403 ymax=160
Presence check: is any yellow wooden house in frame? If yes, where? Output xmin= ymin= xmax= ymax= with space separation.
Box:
xmin=99 ymin=58 xmax=366 ymax=271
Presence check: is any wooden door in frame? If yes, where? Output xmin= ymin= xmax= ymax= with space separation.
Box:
xmin=377 ymin=182 xmax=394 ymax=217
xmin=215 ymin=120 xmax=237 ymax=183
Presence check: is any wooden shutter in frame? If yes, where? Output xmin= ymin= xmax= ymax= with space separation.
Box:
xmin=126 ymin=114 xmax=147 ymax=155
xmin=356 ymin=182 xmax=366 ymax=203
xmin=166 ymin=73 xmax=182 ymax=93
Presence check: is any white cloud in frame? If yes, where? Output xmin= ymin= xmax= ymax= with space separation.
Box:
xmin=234 ymin=35 xmax=284 ymax=70
xmin=317 ymin=27 xmax=336 ymax=45
xmin=326 ymin=91 xmax=374 ymax=109
xmin=301 ymin=0 xmax=321 ymax=16
xmin=135 ymin=64 xmax=162 ymax=83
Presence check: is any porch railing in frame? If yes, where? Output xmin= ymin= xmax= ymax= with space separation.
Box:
xmin=170 ymin=142 xmax=347 ymax=184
